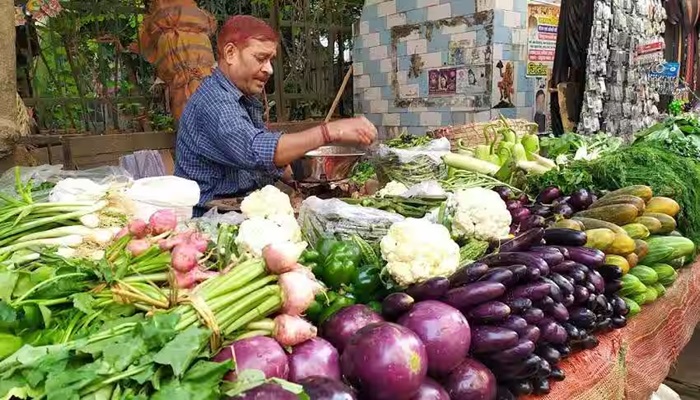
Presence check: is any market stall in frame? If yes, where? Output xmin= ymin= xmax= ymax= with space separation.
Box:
xmin=0 ymin=114 xmax=699 ymax=400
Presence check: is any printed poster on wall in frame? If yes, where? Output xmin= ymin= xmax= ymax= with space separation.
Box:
xmin=526 ymin=3 xmax=559 ymax=78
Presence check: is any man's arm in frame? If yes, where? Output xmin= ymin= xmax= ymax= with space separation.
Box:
xmin=273 ymin=127 xmax=326 ymax=167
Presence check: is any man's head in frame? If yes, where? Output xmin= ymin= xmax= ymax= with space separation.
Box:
xmin=217 ymin=15 xmax=279 ymax=96
xmin=535 ymin=90 xmax=545 ymax=112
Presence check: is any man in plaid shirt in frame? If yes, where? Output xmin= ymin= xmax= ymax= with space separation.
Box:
xmin=176 ymin=15 xmax=376 ymax=216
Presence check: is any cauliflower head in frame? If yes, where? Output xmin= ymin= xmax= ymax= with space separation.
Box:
xmin=377 ymin=181 xmax=408 ymax=197
xmin=380 ymin=218 xmax=460 ymax=287
xmin=236 ymin=216 xmax=304 ymax=257
xmin=450 ymin=188 xmax=511 ymax=241
xmin=240 ymin=185 xmax=294 ymax=219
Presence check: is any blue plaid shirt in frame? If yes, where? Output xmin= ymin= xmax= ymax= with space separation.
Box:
xmin=175 ymin=68 xmax=283 ymax=216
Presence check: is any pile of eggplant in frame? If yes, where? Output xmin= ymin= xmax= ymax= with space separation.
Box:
xmin=440 ymin=227 xmax=629 ymax=398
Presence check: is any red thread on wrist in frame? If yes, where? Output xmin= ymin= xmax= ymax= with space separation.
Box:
xmin=320 ymin=123 xmax=332 ymax=144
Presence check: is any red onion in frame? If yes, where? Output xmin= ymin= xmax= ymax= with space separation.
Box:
xmin=149 ymin=209 xmax=178 ymax=235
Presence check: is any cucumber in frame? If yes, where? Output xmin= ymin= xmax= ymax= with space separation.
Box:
xmin=606 ymin=233 xmax=636 ymax=256
xmin=622 ymin=223 xmax=650 ymax=240
xmin=584 ymin=228 xmax=616 ymax=251
xmin=634 ymin=216 xmax=663 ymax=234
xmin=629 ymin=265 xmax=658 ymax=285
xmin=620 ymin=274 xmax=647 ymax=297
xmin=623 ymin=297 xmax=641 ymax=317
xmin=645 ymin=197 xmax=680 ymax=217
xmin=574 ymin=204 xmax=641 ymax=226
xmin=651 ymin=263 xmax=678 ymax=286
xmin=644 ymin=286 xmax=658 ymax=303
xmin=643 ymin=213 xmax=677 ymax=235
xmin=644 ymin=236 xmax=695 ymax=264
xmin=589 ymin=195 xmax=646 ymax=212
xmin=600 ymin=186 xmax=653 ymax=202
xmin=652 ymin=283 xmax=666 ymax=297
xmin=573 ymin=217 xmax=627 ymax=235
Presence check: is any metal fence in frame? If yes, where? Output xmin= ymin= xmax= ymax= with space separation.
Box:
xmin=16 ymin=0 xmax=358 ymax=134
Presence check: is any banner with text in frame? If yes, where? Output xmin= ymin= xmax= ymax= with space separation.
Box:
xmin=526 ymin=3 xmax=560 ymax=78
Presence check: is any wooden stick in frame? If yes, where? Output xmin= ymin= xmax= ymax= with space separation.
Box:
xmin=325 ymin=66 xmax=353 ymax=123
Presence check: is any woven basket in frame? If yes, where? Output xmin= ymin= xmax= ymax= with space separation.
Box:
xmin=428 ymin=118 xmax=538 ymax=151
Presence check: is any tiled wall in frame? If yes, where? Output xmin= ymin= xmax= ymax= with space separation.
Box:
xmin=353 ymin=0 xmax=538 ymax=137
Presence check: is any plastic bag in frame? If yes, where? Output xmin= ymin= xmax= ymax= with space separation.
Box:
xmin=371 ymin=138 xmax=451 ymax=186
xmin=0 ymin=164 xmax=133 ymax=202
xmin=125 ymin=176 xmax=200 ymax=222
xmin=298 ymin=196 xmax=405 ymax=246
xmin=186 ymin=207 xmax=245 ymax=243
xmin=401 ymin=180 xmax=446 ymax=198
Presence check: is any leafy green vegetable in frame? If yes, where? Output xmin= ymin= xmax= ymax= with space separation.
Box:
xmin=527 ymin=142 xmax=700 ymax=245
xmin=540 ymin=132 xmax=623 ymax=162
xmin=349 ymin=161 xmax=376 ymax=185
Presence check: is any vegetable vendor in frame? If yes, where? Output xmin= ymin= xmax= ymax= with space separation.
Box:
xmin=175 ymin=15 xmax=377 ymax=216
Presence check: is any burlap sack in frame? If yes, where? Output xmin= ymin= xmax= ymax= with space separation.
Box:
xmin=526 ymin=263 xmax=700 ymax=400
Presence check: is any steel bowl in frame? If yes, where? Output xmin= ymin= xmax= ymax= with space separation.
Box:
xmin=293 ymin=146 xmax=365 ymax=182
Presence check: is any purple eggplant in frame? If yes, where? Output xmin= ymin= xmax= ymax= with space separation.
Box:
xmin=480 ymin=253 xmax=549 ymax=274
xmin=573 ymin=285 xmax=590 ymax=305
xmin=587 ymin=270 xmax=605 ymax=294
xmin=536 ymin=186 xmax=561 ymax=204
xmin=543 ymin=229 xmax=588 ymax=247
xmin=508 ymin=282 xmax=552 ymax=301
xmin=525 ymin=267 xmax=541 ymax=281
xmin=497 ymin=386 xmax=516 ymax=400
xmin=494 ymin=186 xmax=514 ymax=201
xmin=443 ymin=282 xmax=506 ymax=310
xmin=537 ymin=358 xmax=552 ymax=378
xmin=562 ymin=322 xmax=582 ymax=340
xmin=510 ymin=207 xmax=531 ymax=223
xmin=540 ymin=278 xmax=563 ymax=302
xmin=533 ymin=376 xmax=551 ymax=395
xmin=467 ymin=301 xmax=511 ymax=323
xmin=381 ymin=293 xmax=414 ymax=321
xmin=487 ymin=339 xmax=536 ymax=363
xmin=527 ymin=249 xmax=564 ymax=267
xmin=536 ymin=345 xmax=561 ymax=365
xmin=406 ymin=277 xmax=450 ymax=301
xmin=569 ymin=268 xmax=587 ymax=283
xmin=521 ymin=307 xmax=544 ymax=324
xmin=501 ymin=315 xmax=528 ymax=333
xmin=569 ymin=307 xmax=596 ymax=329
xmin=502 ymin=264 xmax=528 ymax=283
xmin=612 ymin=315 xmax=627 ymax=329
xmin=563 ymin=246 xmax=605 ymax=268
xmin=517 ymin=193 xmax=531 ymax=205
xmin=478 ymin=268 xmax=515 ymax=285
xmin=553 ymin=203 xmax=575 ymax=218
xmin=299 ymin=376 xmax=357 ymax=400
xmin=521 ymin=215 xmax=547 ymax=230
xmin=598 ymin=264 xmax=624 ymax=281
xmin=540 ymin=320 xmax=568 ymax=344
xmin=562 ymin=294 xmax=575 ymax=307
xmin=569 ymin=188 xmax=593 ymax=210
xmin=545 ymin=302 xmax=570 ymax=323
xmin=509 ymin=381 xmax=533 ymax=396
xmin=495 ymin=354 xmax=541 ymax=380
xmin=549 ymin=272 xmax=575 ymax=295
xmin=449 ymin=262 xmax=489 ymax=287
xmin=507 ymin=199 xmax=523 ymax=211
xmin=551 ymin=367 xmax=566 ymax=381
xmin=551 ymin=260 xmax=578 ymax=273
xmin=505 ymin=298 xmax=532 ymax=314
xmin=521 ymin=325 xmax=541 ymax=342
xmin=610 ymin=295 xmax=629 ymax=316
xmin=499 ymin=228 xmax=545 ymax=253
xmin=534 ymin=296 xmax=555 ymax=309
xmin=529 ymin=205 xmax=552 ymax=217
xmin=470 ymin=326 xmax=519 ymax=354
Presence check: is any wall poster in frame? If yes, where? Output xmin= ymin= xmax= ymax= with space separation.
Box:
xmin=527 ymin=2 xmax=560 ymax=132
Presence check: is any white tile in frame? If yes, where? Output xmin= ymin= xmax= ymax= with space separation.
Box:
xmin=366 ymin=0 xmax=383 ymax=4
xmin=377 ymin=0 xmax=397 ymax=17
xmin=420 ymin=112 xmax=442 ymax=126
xmin=383 ymin=113 xmax=401 ymax=126
xmin=387 ymin=12 xmax=407 ymax=28
xmin=406 ymin=39 xmax=428 ymax=55
xmin=473 ymin=111 xmax=491 ymax=122
xmin=512 ymin=29 xmax=527 ymax=45
xmin=517 ymin=107 xmax=534 ymax=119
xmin=476 ymin=0 xmax=495 ymax=11
xmin=504 ymin=11 xmax=522 ymax=28
xmin=364 ymin=87 xmax=382 ymax=100
xmin=427 ymin=3 xmax=451 ymax=20
xmin=369 ymin=45 xmax=389 ymax=60
xmin=359 ymin=21 xmax=370 ymax=35
xmin=370 ymin=99 xmax=389 ymax=113
xmin=516 ymin=92 xmax=526 ymax=107
xmin=396 ymin=70 xmax=408 ymax=84
xmin=492 ymin=44 xmax=503 ymax=61
xmin=421 ymin=52 xmax=443 ymax=68
xmin=355 ymin=75 xmax=371 ymax=89
xmin=398 ymin=30 xmax=421 ymax=42
xmin=363 ymin=32 xmax=381 ymax=48
xmin=417 ymin=0 xmax=440 ymax=7
xmin=494 ymin=0 xmax=514 ymax=11
xmin=443 ymin=24 xmax=467 ymax=35
xmin=354 ymin=62 xmax=364 ymax=75
xmin=451 ymin=31 xmax=476 ymax=46
xmin=380 ymin=58 xmax=393 ymax=73
xmin=410 ymin=106 xmax=429 ymax=112
xmin=399 ymin=84 xmax=420 ymax=98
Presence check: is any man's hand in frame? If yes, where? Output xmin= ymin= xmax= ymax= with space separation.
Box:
xmin=328 ymin=116 xmax=378 ymax=146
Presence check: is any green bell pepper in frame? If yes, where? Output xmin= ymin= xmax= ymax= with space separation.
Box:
xmin=305 ymin=299 xmax=324 ymax=324
xmin=350 ymin=265 xmax=382 ymax=303
xmin=318 ymin=293 xmax=356 ymax=325
xmin=320 ymin=241 xmax=361 ymax=290
xmin=367 ymin=301 xmax=382 ymax=314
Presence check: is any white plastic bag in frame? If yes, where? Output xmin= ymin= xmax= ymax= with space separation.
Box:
xmin=49 ymin=178 xmax=111 ymax=203
xmin=125 ymin=176 xmax=200 ymax=221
